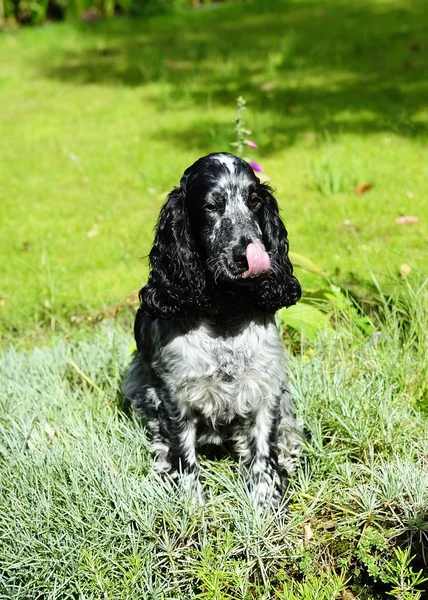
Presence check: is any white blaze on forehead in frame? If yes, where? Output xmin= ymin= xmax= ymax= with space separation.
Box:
xmin=212 ymin=154 xmax=236 ymax=173
xmin=224 ymin=193 xmax=248 ymax=218
xmin=210 ymin=155 xmax=260 ymax=226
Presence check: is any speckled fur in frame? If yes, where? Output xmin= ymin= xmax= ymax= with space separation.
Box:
xmin=122 ymin=153 xmax=303 ymax=508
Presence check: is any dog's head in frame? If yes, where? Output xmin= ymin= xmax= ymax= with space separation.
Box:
xmin=141 ymin=152 xmax=301 ymax=318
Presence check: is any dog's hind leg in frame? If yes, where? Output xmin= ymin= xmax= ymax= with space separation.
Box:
xmin=122 ymin=356 xmax=201 ymax=491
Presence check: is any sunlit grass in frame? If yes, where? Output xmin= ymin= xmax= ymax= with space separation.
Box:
xmin=0 ymin=0 xmax=427 ymax=338
xmin=1 ymin=283 xmax=427 ymax=598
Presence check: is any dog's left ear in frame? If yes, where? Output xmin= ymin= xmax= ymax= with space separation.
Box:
xmin=253 ymin=183 xmax=301 ymax=312
xmin=140 ymin=185 xmax=208 ymax=319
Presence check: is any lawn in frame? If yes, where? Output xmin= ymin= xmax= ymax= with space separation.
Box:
xmin=0 ymin=0 xmax=427 ymax=339
xmin=1 ymin=0 xmax=428 ymax=598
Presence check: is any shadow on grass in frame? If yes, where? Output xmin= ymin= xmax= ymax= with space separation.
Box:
xmin=41 ymin=0 xmax=428 ymax=149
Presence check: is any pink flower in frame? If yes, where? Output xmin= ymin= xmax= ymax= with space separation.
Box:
xmin=246 ymin=140 xmax=258 ymax=149
xmin=249 ymin=161 xmax=263 ymax=172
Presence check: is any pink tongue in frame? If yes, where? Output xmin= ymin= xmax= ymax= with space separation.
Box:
xmin=242 ymin=243 xmax=270 ymax=279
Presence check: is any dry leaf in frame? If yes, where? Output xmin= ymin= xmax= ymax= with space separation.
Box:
xmin=81 ymin=7 xmax=101 ymax=22
xmin=260 ymin=81 xmax=276 ymax=91
xmin=303 ymin=131 xmax=316 ymax=141
xmin=342 ymin=590 xmax=358 ymax=600
xmin=396 ymin=215 xmax=420 ymax=224
xmin=44 ymin=423 xmax=56 ymax=440
xmin=304 ymin=523 xmax=313 ymax=546
xmin=399 ymin=263 xmax=412 ymax=279
xmin=353 ymin=183 xmax=373 ymax=195
xmin=87 ymin=225 xmax=99 ymax=238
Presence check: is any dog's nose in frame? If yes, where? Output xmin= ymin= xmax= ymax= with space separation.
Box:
xmin=232 ymin=238 xmax=250 ymax=267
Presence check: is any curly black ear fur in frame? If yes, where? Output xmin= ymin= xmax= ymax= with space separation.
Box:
xmin=140 ymin=187 xmax=208 ymax=319
xmin=252 ymin=183 xmax=301 ymax=312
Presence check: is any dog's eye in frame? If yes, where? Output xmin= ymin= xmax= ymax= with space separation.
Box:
xmin=204 ymin=203 xmax=218 ymax=213
xmin=247 ymin=197 xmax=261 ymax=210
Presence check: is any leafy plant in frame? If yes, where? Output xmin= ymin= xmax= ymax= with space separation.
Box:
xmin=356 ymin=526 xmax=389 ymax=582
xmin=383 ymin=548 xmax=428 ymax=600
xmin=277 ymin=302 xmax=331 ymax=341
xmin=277 ymin=570 xmax=348 ymax=600
xmin=309 ymin=148 xmax=374 ymax=197
xmin=309 ymin=155 xmax=355 ymax=196
xmin=230 ymin=96 xmax=263 ymax=172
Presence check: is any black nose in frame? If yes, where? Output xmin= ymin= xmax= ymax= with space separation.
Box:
xmin=232 ymin=237 xmax=250 ymax=268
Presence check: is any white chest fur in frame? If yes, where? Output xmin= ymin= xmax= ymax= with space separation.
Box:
xmin=157 ymin=317 xmax=287 ymax=424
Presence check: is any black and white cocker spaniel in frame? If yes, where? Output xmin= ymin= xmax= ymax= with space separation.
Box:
xmin=122 ymin=152 xmax=303 ymax=508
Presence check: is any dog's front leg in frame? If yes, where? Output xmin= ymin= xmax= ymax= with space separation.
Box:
xmin=146 ymin=390 xmax=201 ymax=495
xmin=167 ymin=411 xmax=201 ymax=494
xmin=235 ymin=400 xmax=286 ymax=509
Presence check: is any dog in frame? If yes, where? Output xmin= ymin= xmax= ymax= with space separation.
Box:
xmin=122 ymin=152 xmax=303 ymax=508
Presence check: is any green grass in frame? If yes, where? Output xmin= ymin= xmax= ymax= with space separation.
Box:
xmin=1 ymin=0 xmax=428 ymax=339
xmin=1 ymin=283 xmax=427 ymax=599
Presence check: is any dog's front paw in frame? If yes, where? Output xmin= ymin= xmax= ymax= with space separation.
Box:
xmin=249 ymin=467 xmax=285 ymax=511
xmin=179 ymin=471 xmax=206 ymax=505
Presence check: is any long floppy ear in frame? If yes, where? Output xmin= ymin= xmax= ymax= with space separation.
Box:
xmin=140 ymin=187 xmax=208 ymax=319
xmin=252 ymin=183 xmax=301 ymax=312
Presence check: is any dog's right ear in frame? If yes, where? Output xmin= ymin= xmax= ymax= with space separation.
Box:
xmin=140 ymin=186 xmax=208 ymax=319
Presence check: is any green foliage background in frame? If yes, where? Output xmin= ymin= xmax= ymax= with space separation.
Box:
xmin=1 ymin=0 xmax=427 ymax=340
